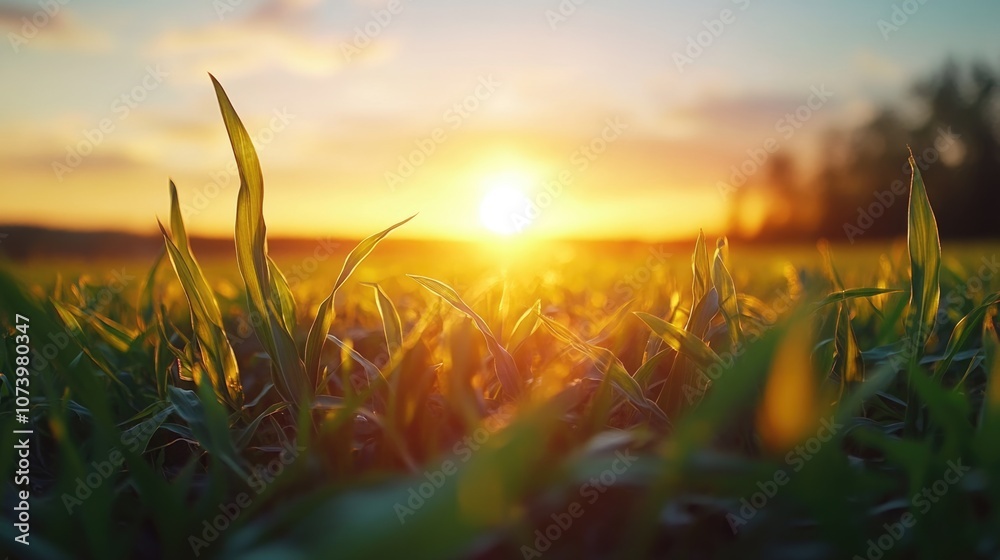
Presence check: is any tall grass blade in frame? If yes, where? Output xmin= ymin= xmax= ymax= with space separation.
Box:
xmin=160 ymin=182 xmax=243 ymax=408
xmin=210 ymin=74 xmax=306 ymax=405
xmin=905 ymin=153 xmax=942 ymax=357
xmin=903 ymin=152 xmax=942 ymax=433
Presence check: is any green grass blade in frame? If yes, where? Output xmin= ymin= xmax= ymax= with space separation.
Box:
xmin=933 ymin=292 xmax=1000 ymax=382
xmin=978 ymin=308 xmax=1000 ymax=461
xmin=633 ymin=347 xmax=671 ymax=389
xmin=159 ymin=215 xmax=243 ymax=408
xmin=507 ymin=299 xmax=541 ymax=353
xmin=137 ymin=248 xmax=165 ymax=330
xmin=409 ymin=274 xmax=522 ymax=398
xmin=540 ymin=315 xmax=670 ymax=424
xmin=326 ymin=334 xmax=386 ymax=386
xmin=905 ymin=153 xmax=942 ymax=357
xmin=812 ymin=288 xmax=903 ymax=311
xmin=168 ymin=385 xmax=247 ymax=478
xmin=692 ymin=229 xmax=711 ymax=307
xmin=589 ymin=298 xmax=635 ymax=344
xmin=368 ymin=283 xmax=403 ymax=358
xmin=903 ymin=152 xmax=942 ymax=434
xmin=49 ymin=299 xmax=130 ymax=391
xmin=267 ymin=255 xmax=298 ymax=335
xmin=210 ymin=74 xmax=306 ymax=405
xmin=711 ymin=237 xmax=742 ymax=346
xmin=634 ymin=312 xmax=723 ymax=371
xmin=304 ymin=215 xmax=414 ymax=387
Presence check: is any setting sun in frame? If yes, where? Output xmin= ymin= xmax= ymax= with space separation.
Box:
xmin=478 ymin=174 xmax=534 ymax=236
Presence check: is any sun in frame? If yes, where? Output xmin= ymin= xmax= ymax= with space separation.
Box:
xmin=479 ymin=176 xmax=534 ymax=236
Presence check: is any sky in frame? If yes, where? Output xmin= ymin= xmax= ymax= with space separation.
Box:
xmin=1 ymin=0 xmax=999 ymax=241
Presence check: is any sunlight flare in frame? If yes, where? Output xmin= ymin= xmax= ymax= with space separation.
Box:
xmin=479 ymin=173 xmax=534 ymax=236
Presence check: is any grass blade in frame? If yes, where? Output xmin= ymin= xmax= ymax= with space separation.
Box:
xmin=211 ymin=74 xmax=306 ymax=405
xmin=634 ymin=312 xmax=722 ymax=371
xmin=409 ymin=274 xmax=522 ymax=398
xmin=812 ymin=288 xmax=903 ymax=311
xmin=905 ymin=152 xmax=942 ymax=357
xmin=368 ymin=283 xmax=403 ymax=358
xmin=691 ymin=229 xmax=711 ymax=309
xmin=903 ymin=151 xmax=942 ymax=434
xmin=932 ymin=292 xmax=1000 ymax=382
xmin=159 ymin=210 xmax=243 ymax=409
xmin=304 ymin=215 xmax=414 ymax=388
xmin=712 ymin=237 xmax=742 ymax=346
xmin=540 ymin=315 xmax=670 ymax=424
xmin=507 ymin=299 xmax=541 ymax=353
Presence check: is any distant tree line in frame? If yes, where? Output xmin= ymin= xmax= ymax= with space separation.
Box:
xmin=736 ymin=58 xmax=1000 ymax=242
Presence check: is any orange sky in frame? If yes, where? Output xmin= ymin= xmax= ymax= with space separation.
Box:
xmin=2 ymin=0 xmax=999 ymax=241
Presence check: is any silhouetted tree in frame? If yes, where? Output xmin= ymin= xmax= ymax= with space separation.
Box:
xmin=756 ymin=58 xmax=1000 ymax=241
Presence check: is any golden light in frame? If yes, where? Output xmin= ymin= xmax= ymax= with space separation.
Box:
xmin=756 ymin=325 xmax=821 ymax=453
xmin=479 ymin=173 xmax=534 ymax=236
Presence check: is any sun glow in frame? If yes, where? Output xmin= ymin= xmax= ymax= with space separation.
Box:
xmin=479 ymin=174 xmax=534 ymax=236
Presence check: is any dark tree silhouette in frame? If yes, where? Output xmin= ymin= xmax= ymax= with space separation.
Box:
xmin=748 ymin=58 xmax=1000 ymax=242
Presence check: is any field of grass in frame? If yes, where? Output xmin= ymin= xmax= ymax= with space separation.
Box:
xmin=2 ymin=79 xmax=999 ymax=560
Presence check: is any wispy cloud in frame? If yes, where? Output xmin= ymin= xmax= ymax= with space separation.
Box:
xmin=148 ymin=0 xmax=359 ymax=82
xmin=0 ymin=4 xmax=111 ymax=53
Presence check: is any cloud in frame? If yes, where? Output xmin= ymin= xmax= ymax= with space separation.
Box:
xmin=149 ymin=0 xmax=358 ymax=82
xmin=152 ymin=26 xmax=345 ymax=80
xmin=243 ymin=0 xmax=322 ymax=24
xmin=0 ymin=4 xmax=111 ymax=53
